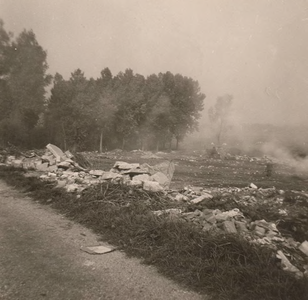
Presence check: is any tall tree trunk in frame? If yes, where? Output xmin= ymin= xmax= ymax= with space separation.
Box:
xmin=61 ymin=122 xmax=67 ymax=151
xmin=217 ymin=120 xmax=223 ymax=146
xmin=99 ymin=130 xmax=103 ymax=153
xmin=176 ymin=138 xmax=179 ymax=150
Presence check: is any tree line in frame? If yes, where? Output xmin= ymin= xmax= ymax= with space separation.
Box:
xmin=0 ymin=20 xmax=206 ymax=151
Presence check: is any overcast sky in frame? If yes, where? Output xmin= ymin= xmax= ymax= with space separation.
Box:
xmin=1 ymin=0 xmax=308 ymax=125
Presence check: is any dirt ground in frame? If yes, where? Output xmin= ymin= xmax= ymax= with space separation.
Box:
xmin=83 ymin=149 xmax=308 ymax=244
xmin=0 ymin=180 xmax=205 ymax=300
xmin=84 ymin=149 xmax=308 ymax=191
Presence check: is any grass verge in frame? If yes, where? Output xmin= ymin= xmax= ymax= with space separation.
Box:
xmin=0 ymin=166 xmax=307 ymax=300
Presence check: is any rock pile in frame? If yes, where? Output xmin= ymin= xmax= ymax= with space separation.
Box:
xmin=155 ymin=184 xmax=308 ymax=279
xmin=3 ymin=144 xmax=175 ymax=193
xmin=2 ymin=144 xmax=308 ymax=278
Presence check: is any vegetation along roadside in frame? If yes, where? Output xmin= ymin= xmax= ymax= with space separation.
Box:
xmin=0 ymin=166 xmax=307 ymax=300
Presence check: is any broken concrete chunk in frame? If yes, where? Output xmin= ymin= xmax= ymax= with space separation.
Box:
xmin=11 ymin=159 xmax=24 ymax=168
xmin=249 ymin=183 xmax=258 ymax=189
xmin=132 ymin=174 xmax=150 ymax=182
xmin=151 ymin=161 xmax=175 ymax=181
xmin=202 ymin=223 xmax=213 ymax=231
xmin=254 ymin=226 xmax=266 ymax=237
xmin=276 ymin=250 xmax=303 ymax=278
xmin=39 ymin=174 xmax=53 ymax=181
xmin=191 ymin=193 xmax=213 ymax=204
xmin=122 ymin=168 xmax=149 ymax=175
xmin=150 ymin=172 xmax=170 ymax=189
xmin=57 ymin=161 xmax=72 ymax=169
xmin=222 ymin=220 xmax=238 ymax=234
xmin=22 ymin=158 xmax=37 ymax=169
xmin=182 ymin=212 xmax=196 ymax=220
xmin=214 ymin=208 xmax=243 ymax=221
xmin=64 ymin=150 xmax=74 ymax=159
xmin=299 ymin=241 xmax=308 ymax=257
xmin=81 ymin=245 xmax=115 ymax=255
xmin=127 ymin=179 xmax=143 ymax=186
xmin=175 ymin=193 xmax=189 ymax=201
xmin=143 ymin=180 xmax=164 ymax=192
xmin=101 ymin=172 xmax=122 ymax=180
xmin=235 ymin=221 xmax=249 ymax=232
xmin=61 ymin=170 xmax=77 ymax=178
xmin=89 ymin=169 xmax=105 ymax=176
xmin=113 ymin=161 xmax=140 ymax=170
xmin=46 ymin=143 xmax=66 ymax=162
xmin=189 ymin=186 xmax=204 ymax=193
xmin=41 ymin=154 xmax=56 ymax=165
xmin=47 ymin=165 xmax=58 ymax=172
xmin=65 ymin=184 xmax=80 ymax=193
xmin=205 ymin=215 xmax=217 ymax=224
xmin=253 ymin=219 xmax=277 ymax=232
xmin=5 ymin=156 xmax=16 ymax=165
xmin=47 ymin=172 xmax=57 ymax=178
xmin=56 ymin=180 xmax=67 ymax=188
xmin=36 ymin=162 xmax=49 ymax=172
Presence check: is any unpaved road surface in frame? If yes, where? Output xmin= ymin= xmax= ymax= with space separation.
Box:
xmin=0 ymin=181 xmax=206 ymax=300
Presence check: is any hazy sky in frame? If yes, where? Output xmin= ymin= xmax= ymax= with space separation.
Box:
xmin=1 ymin=0 xmax=308 ymax=125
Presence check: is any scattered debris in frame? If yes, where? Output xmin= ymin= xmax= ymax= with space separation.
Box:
xmin=4 ymin=144 xmax=308 ymax=278
xmin=80 ymin=245 xmax=115 ymax=255
xmin=276 ymin=250 xmax=303 ymax=278
xmin=191 ymin=193 xmax=213 ymax=204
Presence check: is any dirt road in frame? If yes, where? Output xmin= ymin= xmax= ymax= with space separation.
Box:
xmin=0 ymin=181 xmax=205 ymax=300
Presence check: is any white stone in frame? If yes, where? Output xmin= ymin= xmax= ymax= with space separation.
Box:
xmin=89 ymin=169 xmax=104 ymax=176
xmin=132 ymin=174 xmax=150 ymax=182
xmin=57 ymin=161 xmax=72 ymax=169
xmin=143 ymin=180 xmax=164 ymax=192
xmin=101 ymin=172 xmax=122 ymax=180
xmin=175 ymin=194 xmax=189 ymax=201
xmin=191 ymin=193 xmax=213 ymax=204
xmin=36 ymin=162 xmax=49 ymax=172
xmin=56 ymin=180 xmax=67 ymax=188
xmin=150 ymin=172 xmax=170 ymax=188
xmin=11 ymin=159 xmax=24 ymax=168
xmin=299 ymin=241 xmax=308 ymax=257
xmin=46 ymin=143 xmax=66 ymax=162
xmin=81 ymin=245 xmax=115 ymax=254
xmin=65 ymin=184 xmax=79 ymax=192
xmin=113 ymin=161 xmax=140 ymax=170
xmin=249 ymin=183 xmax=258 ymax=189
xmin=127 ymin=180 xmax=143 ymax=186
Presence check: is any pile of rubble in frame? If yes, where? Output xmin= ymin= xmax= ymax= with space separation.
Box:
xmin=2 ymin=144 xmax=308 ymax=279
xmin=155 ymin=184 xmax=308 ymax=279
xmin=3 ymin=144 xmax=175 ymax=194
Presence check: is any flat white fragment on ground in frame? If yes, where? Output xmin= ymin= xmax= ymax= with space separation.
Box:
xmin=81 ymin=245 xmax=116 ymax=255
xmin=191 ymin=193 xmax=213 ymax=204
xmin=299 ymin=240 xmax=308 ymax=256
xmin=249 ymin=183 xmax=258 ymax=189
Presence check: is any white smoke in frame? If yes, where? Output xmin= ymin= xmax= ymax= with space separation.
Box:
xmin=261 ymin=142 xmax=308 ymax=174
